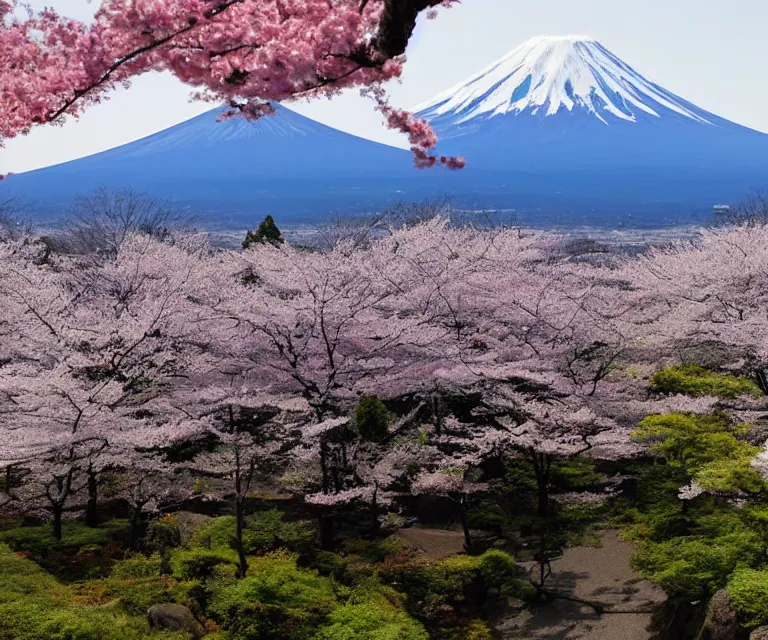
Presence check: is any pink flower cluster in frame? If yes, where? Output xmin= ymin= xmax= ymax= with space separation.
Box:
xmin=1 ymin=0 xmax=461 ymax=168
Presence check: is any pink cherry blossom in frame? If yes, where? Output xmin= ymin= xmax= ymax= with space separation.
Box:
xmin=1 ymin=0 xmax=461 ymax=168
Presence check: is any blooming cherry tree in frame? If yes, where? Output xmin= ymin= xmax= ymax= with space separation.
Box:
xmin=1 ymin=0 xmax=463 ymax=170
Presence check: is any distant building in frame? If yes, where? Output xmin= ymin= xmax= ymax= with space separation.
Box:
xmin=713 ymin=204 xmax=732 ymax=223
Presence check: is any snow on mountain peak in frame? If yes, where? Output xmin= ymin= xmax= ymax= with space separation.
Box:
xmin=414 ymin=36 xmax=713 ymax=126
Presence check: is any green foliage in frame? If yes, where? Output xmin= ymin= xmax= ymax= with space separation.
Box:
xmin=631 ymin=532 xmax=761 ymax=600
xmin=0 ymin=520 xmax=130 ymax=581
xmin=148 ymin=514 xmax=182 ymax=551
xmin=208 ymin=552 xmax=337 ymax=640
xmin=612 ymin=455 xmax=768 ymax=604
xmin=97 ymin=554 xmax=178 ymax=616
xmin=104 ymin=577 xmax=174 ymax=616
xmin=379 ymin=549 xmax=524 ymax=623
xmin=728 ymin=568 xmax=768 ymax=628
xmin=190 ymin=512 xmax=315 ymax=556
xmin=634 ymin=412 xmax=733 ymax=468
xmin=354 ymin=396 xmax=392 ymax=443
xmin=442 ymin=620 xmax=494 ymax=640
xmin=244 ymin=511 xmax=316 ymax=555
xmin=243 ymin=215 xmax=284 ymax=249
xmin=0 ymin=544 xmax=162 ymax=640
xmin=475 ymin=549 xmax=526 ymax=595
xmin=111 ymin=553 xmax=163 ymax=579
xmin=0 ymin=602 xmax=163 ymax=640
xmin=0 ymin=519 xmax=130 ymax=557
xmin=651 ymin=364 xmax=762 ymax=399
xmin=309 ymin=551 xmax=349 ymax=579
xmin=315 ymin=583 xmax=428 ymax=640
xmin=341 ymin=537 xmax=405 ymax=563
xmin=171 ymin=547 xmax=237 ymax=581
xmin=633 ymin=412 xmax=763 ymax=494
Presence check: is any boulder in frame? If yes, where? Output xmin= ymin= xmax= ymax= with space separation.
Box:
xmin=147 ymin=603 xmax=204 ymax=639
xmin=173 ymin=511 xmax=213 ymax=546
xmin=700 ymin=589 xmax=739 ymax=640
xmin=751 ymin=627 xmax=768 ymax=640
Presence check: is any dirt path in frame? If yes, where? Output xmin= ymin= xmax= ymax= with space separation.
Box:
xmin=395 ymin=527 xmax=665 ymax=639
xmin=498 ymin=530 xmax=665 ymax=640
xmin=395 ymin=526 xmax=468 ymax=560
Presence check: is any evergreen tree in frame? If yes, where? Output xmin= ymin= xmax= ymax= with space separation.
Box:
xmin=355 ymin=395 xmax=391 ymax=443
xmin=243 ymin=215 xmax=284 ymax=249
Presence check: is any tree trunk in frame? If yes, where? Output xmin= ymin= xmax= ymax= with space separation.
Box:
xmin=538 ymin=534 xmax=550 ymax=587
xmin=235 ymin=494 xmax=248 ymax=578
xmin=3 ymin=465 xmax=13 ymax=495
xmin=458 ymin=498 xmax=473 ymax=553
xmin=537 ymin=481 xmax=549 ymax=519
xmin=320 ymin=440 xmax=330 ymax=493
xmin=757 ymin=368 xmax=768 ymax=395
xmin=432 ymin=394 xmax=442 ymax=436
xmin=52 ymin=505 xmax=63 ymax=541
xmin=85 ymin=469 xmax=98 ymax=528
xmin=368 ymin=486 xmax=380 ymax=539
xmin=532 ymin=452 xmax=551 ymax=519
xmin=128 ymin=508 xmax=142 ymax=550
xmin=319 ymin=514 xmax=335 ymax=550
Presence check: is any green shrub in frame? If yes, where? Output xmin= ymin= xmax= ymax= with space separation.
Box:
xmin=0 ymin=601 xmax=160 ymax=640
xmin=651 ymin=365 xmax=761 ymax=399
xmin=442 ymin=620 xmax=494 ymax=640
xmin=148 ymin=514 xmax=182 ymax=551
xmin=190 ymin=512 xmax=315 ymax=557
xmin=633 ymin=411 xmax=764 ymax=495
xmin=476 ymin=549 xmax=524 ymax=593
xmin=728 ymin=568 xmax=768 ymax=628
xmin=111 ymin=553 xmax=163 ymax=579
xmin=0 ymin=543 xmax=159 ymax=640
xmin=105 ymin=578 xmax=174 ymax=616
xmin=342 ymin=537 xmax=405 ymax=563
xmin=354 ymin=396 xmax=392 ymax=443
xmin=315 ymin=584 xmax=428 ymax=640
xmin=189 ymin=516 xmax=237 ymax=551
xmin=429 ymin=550 xmax=522 ymax=598
xmin=0 ymin=519 xmax=130 ymax=557
xmin=309 ymin=551 xmax=348 ymax=579
xmin=172 ymin=547 xmax=237 ymax=581
xmin=631 ymin=532 xmax=761 ymax=599
xmin=208 ymin=552 xmax=338 ymax=640
xmin=379 ymin=549 xmax=522 ymax=622
xmin=244 ymin=510 xmax=316 ymax=555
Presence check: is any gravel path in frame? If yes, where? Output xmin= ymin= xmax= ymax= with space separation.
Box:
xmin=498 ymin=530 xmax=666 ymax=640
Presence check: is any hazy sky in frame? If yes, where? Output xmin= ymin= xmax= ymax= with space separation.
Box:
xmin=3 ymin=0 xmax=767 ymax=174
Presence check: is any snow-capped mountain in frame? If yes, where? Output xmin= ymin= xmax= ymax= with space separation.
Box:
xmin=415 ymin=35 xmax=717 ymax=126
xmin=4 ymin=35 xmax=768 ymax=229
xmin=410 ymin=35 xmax=768 ymax=225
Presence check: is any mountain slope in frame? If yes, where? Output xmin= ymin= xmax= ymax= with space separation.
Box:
xmin=1 ymin=104 xmax=422 ymax=227
xmin=5 ymin=36 xmax=768 ymax=229
xmin=412 ymin=35 xmax=768 ymax=222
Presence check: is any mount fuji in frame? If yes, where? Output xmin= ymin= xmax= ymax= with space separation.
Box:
xmin=413 ymin=35 xmax=768 ymax=225
xmin=0 ymin=104 xmax=423 ymax=228
xmin=4 ymin=35 xmax=768 ymax=228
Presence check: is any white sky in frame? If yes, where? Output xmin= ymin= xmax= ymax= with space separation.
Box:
xmin=3 ymin=0 xmax=767 ymax=174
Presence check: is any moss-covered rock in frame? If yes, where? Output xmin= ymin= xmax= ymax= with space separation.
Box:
xmin=147 ymin=603 xmax=204 ymax=639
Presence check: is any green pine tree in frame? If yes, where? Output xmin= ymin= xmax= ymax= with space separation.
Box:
xmin=355 ymin=395 xmax=391 ymax=443
xmin=243 ymin=215 xmax=284 ymax=249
